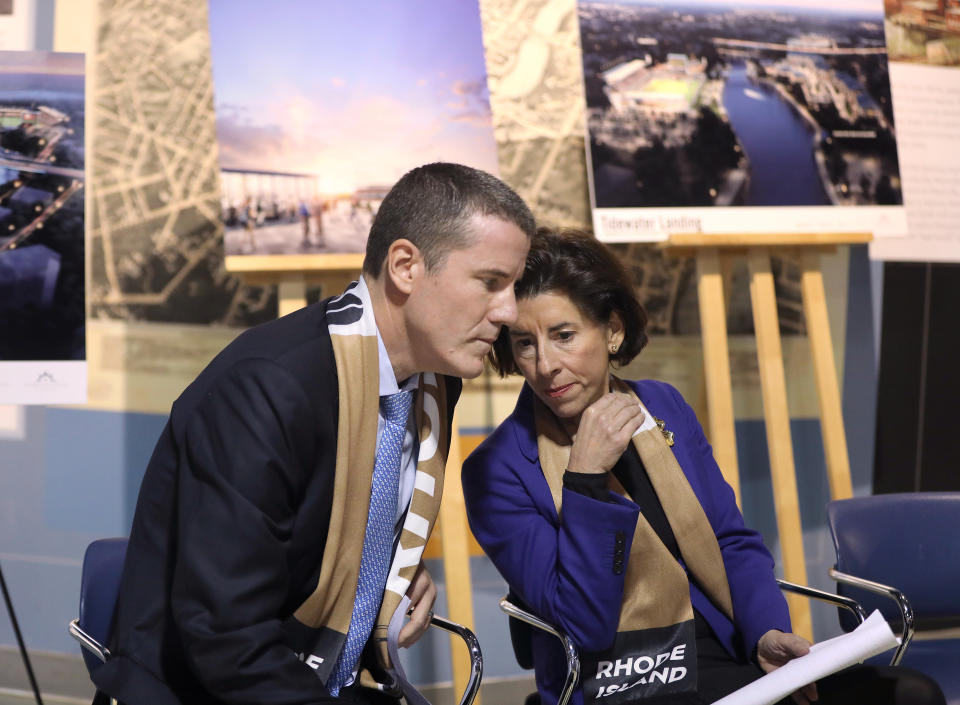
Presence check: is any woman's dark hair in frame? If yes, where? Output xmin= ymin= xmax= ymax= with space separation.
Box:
xmin=489 ymin=227 xmax=648 ymax=376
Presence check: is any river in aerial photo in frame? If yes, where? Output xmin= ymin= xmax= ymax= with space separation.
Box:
xmin=722 ymin=62 xmax=829 ymax=206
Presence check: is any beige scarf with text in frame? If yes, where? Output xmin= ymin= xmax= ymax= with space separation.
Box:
xmin=292 ymin=283 xmax=452 ymax=689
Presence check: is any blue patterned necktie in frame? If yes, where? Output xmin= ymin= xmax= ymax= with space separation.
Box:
xmin=328 ymin=390 xmax=413 ymax=695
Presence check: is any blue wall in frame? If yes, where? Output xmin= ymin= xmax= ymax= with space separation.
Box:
xmin=0 ymin=408 xmax=165 ymax=652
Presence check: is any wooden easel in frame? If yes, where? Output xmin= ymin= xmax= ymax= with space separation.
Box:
xmin=661 ymin=232 xmax=868 ymax=641
xmin=227 ymin=255 xmax=481 ymax=704
xmin=225 ymin=254 xmax=363 ymax=316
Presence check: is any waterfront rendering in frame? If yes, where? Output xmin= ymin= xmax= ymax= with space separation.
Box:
xmin=578 ymin=0 xmax=904 ymax=212
xmin=209 ymin=0 xmax=498 ymax=257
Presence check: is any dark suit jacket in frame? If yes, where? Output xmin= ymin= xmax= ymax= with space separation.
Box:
xmin=462 ymin=380 xmax=790 ymax=705
xmin=93 ymin=298 xmax=461 ymax=705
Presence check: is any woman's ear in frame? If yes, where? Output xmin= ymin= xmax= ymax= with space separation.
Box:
xmin=384 ymin=238 xmax=421 ymax=296
xmin=607 ymin=311 xmax=625 ymax=351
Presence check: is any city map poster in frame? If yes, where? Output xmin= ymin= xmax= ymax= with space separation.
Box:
xmin=578 ymin=0 xmax=909 ymax=242
xmin=208 ymin=0 xmax=499 ymax=259
xmin=0 ymin=50 xmax=86 ymax=404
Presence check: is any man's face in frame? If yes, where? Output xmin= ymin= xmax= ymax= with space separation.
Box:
xmin=406 ymin=214 xmax=530 ymax=379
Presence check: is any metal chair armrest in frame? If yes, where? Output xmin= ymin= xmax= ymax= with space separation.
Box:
xmin=67 ymin=618 xmax=110 ymax=663
xmin=776 ymin=578 xmax=867 ymax=625
xmin=828 ymin=568 xmax=914 ymax=666
xmin=498 ymin=584 xmax=865 ymax=705
xmin=428 ymin=614 xmax=483 ymax=705
xmin=67 ymin=620 xmax=120 ymax=705
xmin=70 ymin=611 xmax=480 ymax=705
xmin=500 ymin=598 xmax=580 ymax=705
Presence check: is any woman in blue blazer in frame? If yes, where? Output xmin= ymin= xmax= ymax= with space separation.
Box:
xmin=461 ymin=229 xmax=943 ymax=705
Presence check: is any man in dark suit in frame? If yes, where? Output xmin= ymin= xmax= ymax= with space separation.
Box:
xmin=92 ymin=163 xmax=535 ymax=705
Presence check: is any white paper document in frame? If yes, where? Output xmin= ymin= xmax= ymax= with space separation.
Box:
xmin=711 ymin=611 xmax=899 ymax=705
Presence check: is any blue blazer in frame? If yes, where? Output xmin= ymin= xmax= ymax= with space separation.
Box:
xmin=462 ymin=380 xmax=790 ymax=705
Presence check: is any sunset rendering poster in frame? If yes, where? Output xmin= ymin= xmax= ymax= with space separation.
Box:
xmin=209 ymin=0 xmax=499 ymax=258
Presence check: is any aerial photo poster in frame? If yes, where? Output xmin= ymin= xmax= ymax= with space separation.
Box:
xmin=577 ymin=0 xmax=909 ymax=242
xmin=0 ymin=50 xmax=86 ymax=404
xmin=208 ymin=0 xmax=500 ymax=260
xmin=870 ymin=0 xmax=960 ymax=262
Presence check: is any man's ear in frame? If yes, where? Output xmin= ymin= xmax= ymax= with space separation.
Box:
xmin=384 ymin=238 xmax=421 ymax=296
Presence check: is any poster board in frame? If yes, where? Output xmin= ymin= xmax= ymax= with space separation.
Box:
xmin=208 ymin=0 xmax=501 ymax=271
xmin=0 ymin=49 xmax=86 ymax=404
xmin=869 ymin=5 xmax=960 ymax=262
xmin=576 ymin=0 xmax=907 ymax=243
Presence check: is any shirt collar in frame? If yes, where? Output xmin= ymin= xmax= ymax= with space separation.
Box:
xmin=355 ymin=276 xmax=419 ymax=397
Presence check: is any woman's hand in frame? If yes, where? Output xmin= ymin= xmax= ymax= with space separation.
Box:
xmin=399 ymin=563 xmax=437 ymax=647
xmin=757 ymin=629 xmax=818 ymax=704
xmin=567 ymin=392 xmax=646 ymax=474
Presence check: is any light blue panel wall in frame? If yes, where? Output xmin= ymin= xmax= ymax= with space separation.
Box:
xmin=44 ymin=408 xmax=165 ymax=536
xmin=44 ymin=409 xmax=127 ymax=537
xmin=0 ymin=558 xmax=85 ymax=651
xmin=34 ymin=0 xmax=55 ymax=50
xmin=0 ymin=407 xmax=166 ymax=653
xmin=736 ymin=419 xmax=847 ymax=643
xmin=842 ymin=245 xmax=880 ymax=496
xmin=870 ymin=257 xmax=885 ymax=362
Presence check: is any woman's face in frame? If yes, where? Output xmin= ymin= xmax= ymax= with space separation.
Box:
xmin=509 ymin=292 xmax=624 ymax=429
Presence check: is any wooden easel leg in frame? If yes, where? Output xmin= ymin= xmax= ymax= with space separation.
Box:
xmin=799 ymin=252 xmax=853 ymax=500
xmin=440 ymin=414 xmax=481 ymax=705
xmin=278 ymin=279 xmax=307 ymax=316
xmin=696 ymin=249 xmax=742 ymax=505
xmin=747 ymin=249 xmax=812 ymax=641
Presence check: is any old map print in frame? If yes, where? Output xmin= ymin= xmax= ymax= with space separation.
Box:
xmin=90 ymin=0 xmax=274 ymax=328
xmin=85 ymin=0 xmax=274 ymax=411
xmin=480 ymin=0 xmax=592 ymax=228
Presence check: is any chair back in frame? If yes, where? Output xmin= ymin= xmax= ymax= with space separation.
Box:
xmin=76 ymin=537 xmax=128 ymax=675
xmin=827 ymin=492 xmax=960 ymax=632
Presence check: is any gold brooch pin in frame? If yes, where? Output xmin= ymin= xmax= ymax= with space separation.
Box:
xmin=654 ymin=417 xmax=675 ymax=447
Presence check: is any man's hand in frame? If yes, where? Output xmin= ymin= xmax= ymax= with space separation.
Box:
xmin=757 ymin=629 xmax=818 ymax=704
xmin=399 ymin=563 xmax=437 ymax=647
xmin=567 ymin=392 xmax=645 ymax=475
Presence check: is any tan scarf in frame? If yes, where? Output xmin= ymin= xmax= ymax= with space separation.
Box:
xmin=291 ymin=282 xmax=452 ymax=690
xmin=534 ymin=376 xmax=734 ymax=637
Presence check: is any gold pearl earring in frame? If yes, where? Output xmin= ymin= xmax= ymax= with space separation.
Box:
xmin=609 ymin=344 xmax=618 ymax=353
